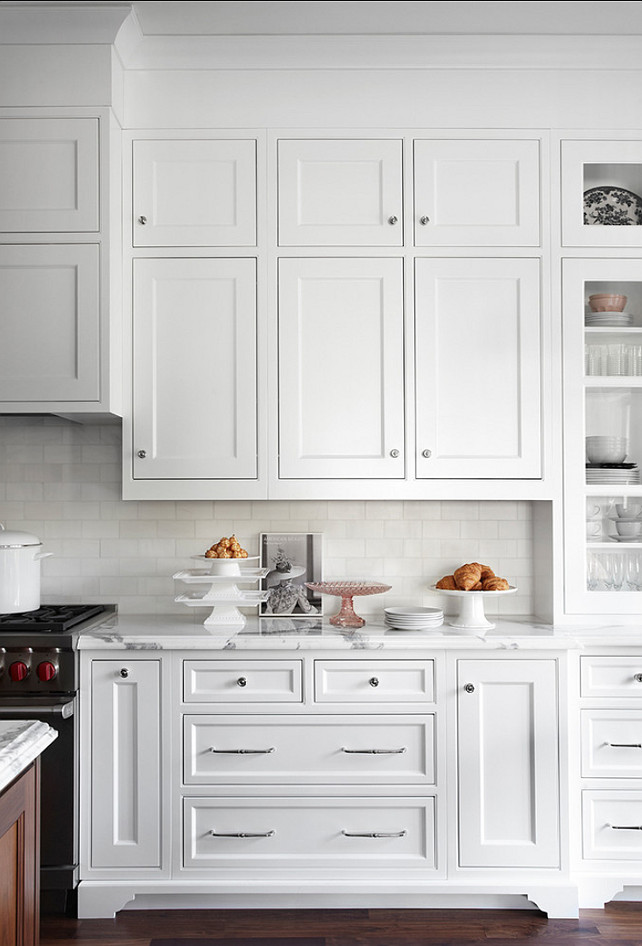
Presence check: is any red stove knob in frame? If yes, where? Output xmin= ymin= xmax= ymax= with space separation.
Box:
xmin=37 ymin=661 xmax=57 ymax=682
xmin=9 ymin=661 xmax=29 ymax=682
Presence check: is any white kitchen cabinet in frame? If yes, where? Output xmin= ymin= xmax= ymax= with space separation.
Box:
xmin=88 ymin=659 xmax=163 ymax=870
xmin=414 ymin=257 xmax=542 ymax=479
xmin=413 ymin=139 xmax=540 ymax=246
xmin=0 ymin=243 xmax=100 ymax=402
xmin=278 ymin=257 xmax=405 ymax=479
xmin=277 ymin=139 xmax=403 ymax=246
xmin=0 ymin=117 xmax=98 ymax=232
xmin=457 ymin=658 xmax=560 ymax=868
xmin=133 ymin=139 xmax=256 ymax=246
xmin=132 ymin=257 xmax=258 ymax=480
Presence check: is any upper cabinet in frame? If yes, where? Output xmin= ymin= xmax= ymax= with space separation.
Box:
xmin=562 ymin=140 xmax=642 ymax=247
xmin=133 ymin=139 xmax=257 ymax=246
xmin=413 ymin=139 xmax=540 ymax=247
xmin=0 ymin=118 xmax=98 ymax=232
xmin=277 ymin=139 xmax=403 ymax=246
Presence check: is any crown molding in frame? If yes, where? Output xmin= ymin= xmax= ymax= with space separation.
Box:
xmin=0 ymin=3 xmax=132 ymax=44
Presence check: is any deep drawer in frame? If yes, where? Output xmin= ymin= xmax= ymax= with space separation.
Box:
xmin=581 ymin=709 xmax=642 ymax=778
xmin=183 ymin=714 xmax=435 ymax=785
xmin=583 ymin=790 xmax=642 ymax=860
xmin=314 ymin=660 xmax=434 ymax=704
xmin=580 ymin=656 xmax=642 ymax=698
xmin=183 ymin=660 xmax=303 ymax=703
xmin=183 ymin=796 xmax=436 ymax=869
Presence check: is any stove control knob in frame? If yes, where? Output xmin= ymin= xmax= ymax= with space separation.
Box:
xmin=37 ymin=661 xmax=57 ymax=682
xmin=9 ymin=661 xmax=29 ymax=682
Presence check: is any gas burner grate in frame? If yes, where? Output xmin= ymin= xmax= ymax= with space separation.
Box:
xmin=0 ymin=604 xmax=108 ymax=632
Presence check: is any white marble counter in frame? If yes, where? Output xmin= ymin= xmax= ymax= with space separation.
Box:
xmin=77 ymin=612 xmax=589 ymax=651
xmin=0 ymin=720 xmax=57 ymax=794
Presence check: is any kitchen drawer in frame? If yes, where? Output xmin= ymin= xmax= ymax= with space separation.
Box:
xmin=314 ymin=660 xmax=434 ymax=704
xmin=183 ymin=796 xmax=436 ymax=869
xmin=183 ymin=714 xmax=435 ymax=785
xmin=581 ymin=710 xmax=642 ymax=778
xmin=183 ymin=660 xmax=302 ymax=704
xmin=583 ymin=791 xmax=642 ymax=860
xmin=580 ymin=656 xmax=642 ymax=698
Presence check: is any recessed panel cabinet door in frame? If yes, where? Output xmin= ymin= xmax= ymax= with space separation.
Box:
xmin=0 ymin=118 xmax=98 ymax=232
xmin=457 ymin=659 xmax=560 ymax=869
xmin=415 ymin=258 xmax=541 ymax=479
xmin=278 ymin=139 xmax=403 ymax=245
xmin=413 ymin=139 xmax=540 ymax=246
xmin=133 ymin=139 xmax=256 ymax=246
xmin=133 ymin=258 xmax=257 ymax=479
xmin=278 ymin=258 xmax=404 ymax=479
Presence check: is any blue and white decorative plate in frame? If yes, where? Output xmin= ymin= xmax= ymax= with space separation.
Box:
xmin=584 ymin=186 xmax=642 ymax=226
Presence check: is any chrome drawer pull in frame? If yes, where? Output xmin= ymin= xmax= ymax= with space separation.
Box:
xmin=608 ymin=823 xmax=642 ymax=831
xmin=341 ymin=830 xmax=407 ymax=838
xmin=210 ymin=830 xmax=275 ymax=838
xmin=341 ymin=747 xmax=407 ymax=754
xmin=606 ymin=742 xmax=642 ymax=749
xmin=209 ymin=747 xmax=275 ymax=754
xmin=634 ymin=673 xmax=642 ymax=683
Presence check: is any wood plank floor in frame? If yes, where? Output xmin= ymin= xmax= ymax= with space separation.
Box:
xmin=40 ymin=904 xmax=642 ymax=946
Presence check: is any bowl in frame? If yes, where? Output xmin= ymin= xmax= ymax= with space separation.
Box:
xmin=616 ymin=503 xmax=642 ymax=518
xmin=586 ymin=436 xmax=628 ymax=464
xmin=588 ymin=293 xmax=627 ymax=312
xmin=615 ymin=519 xmax=642 ymax=537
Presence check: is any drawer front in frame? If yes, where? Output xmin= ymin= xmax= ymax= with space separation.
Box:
xmin=583 ymin=791 xmax=642 ymax=860
xmin=183 ymin=660 xmax=302 ymax=704
xmin=581 ymin=709 xmax=642 ymax=778
xmin=183 ymin=715 xmax=435 ymax=785
xmin=315 ymin=660 xmax=434 ymax=704
xmin=580 ymin=656 xmax=642 ymax=698
xmin=184 ymin=796 xmax=436 ymax=869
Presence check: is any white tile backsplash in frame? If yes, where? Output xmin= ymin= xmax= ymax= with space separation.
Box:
xmin=0 ymin=418 xmax=535 ymax=616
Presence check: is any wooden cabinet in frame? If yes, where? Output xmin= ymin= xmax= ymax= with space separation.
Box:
xmin=278 ymin=138 xmax=403 ymax=246
xmin=457 ymin=658 xmax=559 ymax=868
xmin=415 ymin=257 xmax=542 ymax=478
xmin=88 ymin=659 xmax=163 ymax=870
xmin=0 ymin=763 xmax=38 ymax=946
xmin=132 ymin=257 xmax=258 ymax=481
xmin=413 ymin=138 xmax=540 ymax=246
xmin=133 ymin=139 xmax=257 ymax=246
xmin=278 ymin=257 xmax=405 ymax=479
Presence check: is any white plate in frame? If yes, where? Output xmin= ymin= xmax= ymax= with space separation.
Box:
xmin=174 ymin=568 xmax=268 ymax=582
xmin=608 ymin=535 xmax=642 ymax=543
xmin=608 ymin=516 xmax=642 ymax=522
xmin=385 ymin=623 xmax=443 ymax=631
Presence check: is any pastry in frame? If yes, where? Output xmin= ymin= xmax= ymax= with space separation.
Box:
xmin=478 ymin=564 xmax=495 ymax=580
xmin=205 ymin=535 xmax=249 ymax=559
xmin=482 ymin=577 xmax=510 ymax=591
xmin=436 ymin=575 xmax=457 ymax=590
xmin=453 ymin=563 xmax=483 ymax=591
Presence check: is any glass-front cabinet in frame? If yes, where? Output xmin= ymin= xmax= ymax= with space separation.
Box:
xmin=563 ymin=258 xmax=642 ymax=613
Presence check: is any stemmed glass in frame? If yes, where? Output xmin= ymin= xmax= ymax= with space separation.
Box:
xmin=626 ymin=553 xmax=642 ymax=592
xmin=611 ymin=555 xmax=625 ymax=592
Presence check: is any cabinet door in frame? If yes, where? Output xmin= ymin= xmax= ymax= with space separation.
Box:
xmin=90 ymin=659 xmax=162 ymax=869
xmin=278 ymin=257 xmax=404 ymax=478
xmin=0 ymin=244 xmax=100 ymax=402
xmin=457 ymin=659 xmax=559 ymax=868
xmin=133 ymin=139 xmax=256 ymax=246
xmin=0 ymin=117 xmax=98 ymax=232
xmin=0 ymin=764 xmax=38 ymax=946
xmin=413 ymin=139 xmax=540 ymax=246
xmin=415 ymin=258 xmax=541 ymax=478
xmin=278 ymin=139 xmax=403 ymax=246
xmin=133 ymin=258 xmax=257 ymax=480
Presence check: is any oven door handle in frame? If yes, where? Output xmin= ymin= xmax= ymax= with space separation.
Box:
xmin=0 ymin=701 xmax=74 ymax=719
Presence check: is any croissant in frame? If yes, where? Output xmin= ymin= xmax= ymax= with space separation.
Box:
xmin=470 ymin=581 xmax=483 ymax=590
xmin=436 ymin=575 xmax=457 ymax=590
xmin=454 ymin=563 xmax=483 ymax=591
xmin=478 ymin=564 xmax=495 ymax=581
xmin=482 ymin=577 xmax=510 ymax=591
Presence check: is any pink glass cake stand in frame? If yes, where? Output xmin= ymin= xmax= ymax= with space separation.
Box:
xmin=305 ymin=580 xmax=391 ymax=628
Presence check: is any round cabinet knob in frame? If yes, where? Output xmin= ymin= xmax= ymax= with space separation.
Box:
xmin=369 ymin=677 xmax=380 ymax=688
xmin=422 ymin=449 xmax=432 ymax=459
xmin=419 ymin=215 xmax=430 ymax=225
xmin=390 ymin=449 xmax=400 ymax=458
xmin=464 ymin=683 xmax=475 ymax=694
xmin=119 ymin=668 xmax=129 ymax=678
xmin=9 ymin=661 xmax=29 ymax=683
xmin=138 ymin=215 xmax=147 ymax=225
xmin=237 ymin=676 xmax=247 ymax=687
xmin=635 ymin=673 xmax=642 ymax=683
xmin=137 ymin=450 xmax=147 ymax=459
xmin=388 ymin=215 xmax=399 ymax=225
xmin=37 ymin=661 xmax=57 ymax=682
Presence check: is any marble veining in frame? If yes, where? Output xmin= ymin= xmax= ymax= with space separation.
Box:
xmin=0 ymin=720 xmax=57 ymax=794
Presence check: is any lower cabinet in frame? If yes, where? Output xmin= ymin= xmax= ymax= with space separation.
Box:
xmin=0 ymin=763 xmax=38 ymax=946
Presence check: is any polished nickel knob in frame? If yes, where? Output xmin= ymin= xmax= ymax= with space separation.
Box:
xmin=138 ymin=215 xmax=147 ymax=225
xmin=419 ymin=215 xmax=430 ymax=225
xmin=137 ymin=450 xmax=147 ymax=459
xmin=388 ymin=215 xmax=399 ymax=225
xmin=422 ymin=449 xmax=432 ymax=458
xmin=119 ymin=668 xmax=129 ymax=678
xmin=464 ymin=683 xmax=475 ymax=693
xmin=635 ymin=673 xmax=642 ymax=683
xmin=390 ymin=449 xmax=400 ymax=458
xmin=369 ymin=677 xmax=380 ymax=687
xmin=237 ymin=676 xmax=247 ymax=687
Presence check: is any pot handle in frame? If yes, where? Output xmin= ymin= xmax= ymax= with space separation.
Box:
xmin=34 ymin=552 xmax=53 ymax=560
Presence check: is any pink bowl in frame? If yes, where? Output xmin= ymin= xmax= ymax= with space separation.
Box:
xmin=589 ymin=293 xmax=627 ymax=312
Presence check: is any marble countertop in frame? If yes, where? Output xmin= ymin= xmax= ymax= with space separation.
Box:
xmin=0 ymin=720 xmax=57 ymax=794
xmin=76 ymin=612 xmax=602 ymax=651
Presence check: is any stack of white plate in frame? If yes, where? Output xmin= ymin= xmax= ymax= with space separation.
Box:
xmin=384 ymin=606 xmax=444 ymax=631
xmin=586 ymin=464 xmax=640 ymax=485
xmin=585 ymin=311 xmax=633 ymax=328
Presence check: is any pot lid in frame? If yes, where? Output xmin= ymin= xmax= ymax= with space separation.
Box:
xmin=0 ymin=523 xmax=42 ymax=549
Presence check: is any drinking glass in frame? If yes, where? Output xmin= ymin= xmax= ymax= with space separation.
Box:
xmin=587 ymin=553 xmax=600 ymax=591
xmin=626 ymin=553 xmax=641 ymax=592
xmin=598 ymin=553 xmax=614 ymax=591
xmin=611 ymin=555 xmax=625 ymax=591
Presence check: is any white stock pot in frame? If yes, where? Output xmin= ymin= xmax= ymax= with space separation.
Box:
xmin=0 ymin=524 xmax=52 ymax=613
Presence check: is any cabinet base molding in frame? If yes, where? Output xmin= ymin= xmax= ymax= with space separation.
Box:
xmin=77 ymin=880 xmax=579 ymax=920
xmin=577 ymin=875 xmax=642 ymax=909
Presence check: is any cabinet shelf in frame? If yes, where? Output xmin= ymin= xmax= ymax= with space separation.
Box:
xmin=587 ymin=540 xmax=642 ymax=550
xmin=585 ymin=377 xmax=642 ymax=388
xmin=585 ymin=327 xmax=642 ymax=335
xmin=586 ymin=485 xmax=642 ymax=497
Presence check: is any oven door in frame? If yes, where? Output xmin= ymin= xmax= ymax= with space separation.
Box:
xmin=0 ymin=696 xmax=77 ymax=894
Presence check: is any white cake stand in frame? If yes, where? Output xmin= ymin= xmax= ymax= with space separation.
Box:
xmin=174 ymin=564 xmax=268 ymax=627
xmin=428 ymin=584 xmax=518 ymax=632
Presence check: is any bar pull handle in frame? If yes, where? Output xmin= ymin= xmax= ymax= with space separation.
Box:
xmin=606 ymin=742 xmax=642 ymax=748
xmin=209 ymin=747 xmax=275 ymax=754
xmin=341 ymin=830 xmax=407 ymax=838
xmin=210 ymin=830 xmax=275 ymax=838
xmin=341 ymin=747 xmax=407 ymax=754
xmin=607 ymin=823 xmax=642 ymax=831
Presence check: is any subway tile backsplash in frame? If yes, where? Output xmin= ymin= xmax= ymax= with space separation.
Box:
xmin=0 ymin=417 xmax=534 ymax=616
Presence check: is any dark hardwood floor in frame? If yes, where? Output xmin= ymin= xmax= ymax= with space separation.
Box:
xmin=40 ymin=904 xmax=642 ymax=946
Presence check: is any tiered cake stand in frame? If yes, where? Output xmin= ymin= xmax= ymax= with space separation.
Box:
xmin=174 ymin=556 xmax=269 ymax=627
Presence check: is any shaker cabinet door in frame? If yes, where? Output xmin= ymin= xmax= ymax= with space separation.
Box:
xmin=133 ymin=139 xmax=256 ymax=246
xmin=414 ymin=257 xmax=541 ymax=479
xmin=133 ymin=257 xmax=258 ymax=480
xmin=278 ymin=139 xmax=403 ymax=246
xmin=278 ymin=257 xmax=405 ymax=478
xmin=413 ymin=139 xmax=540 ymax=246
